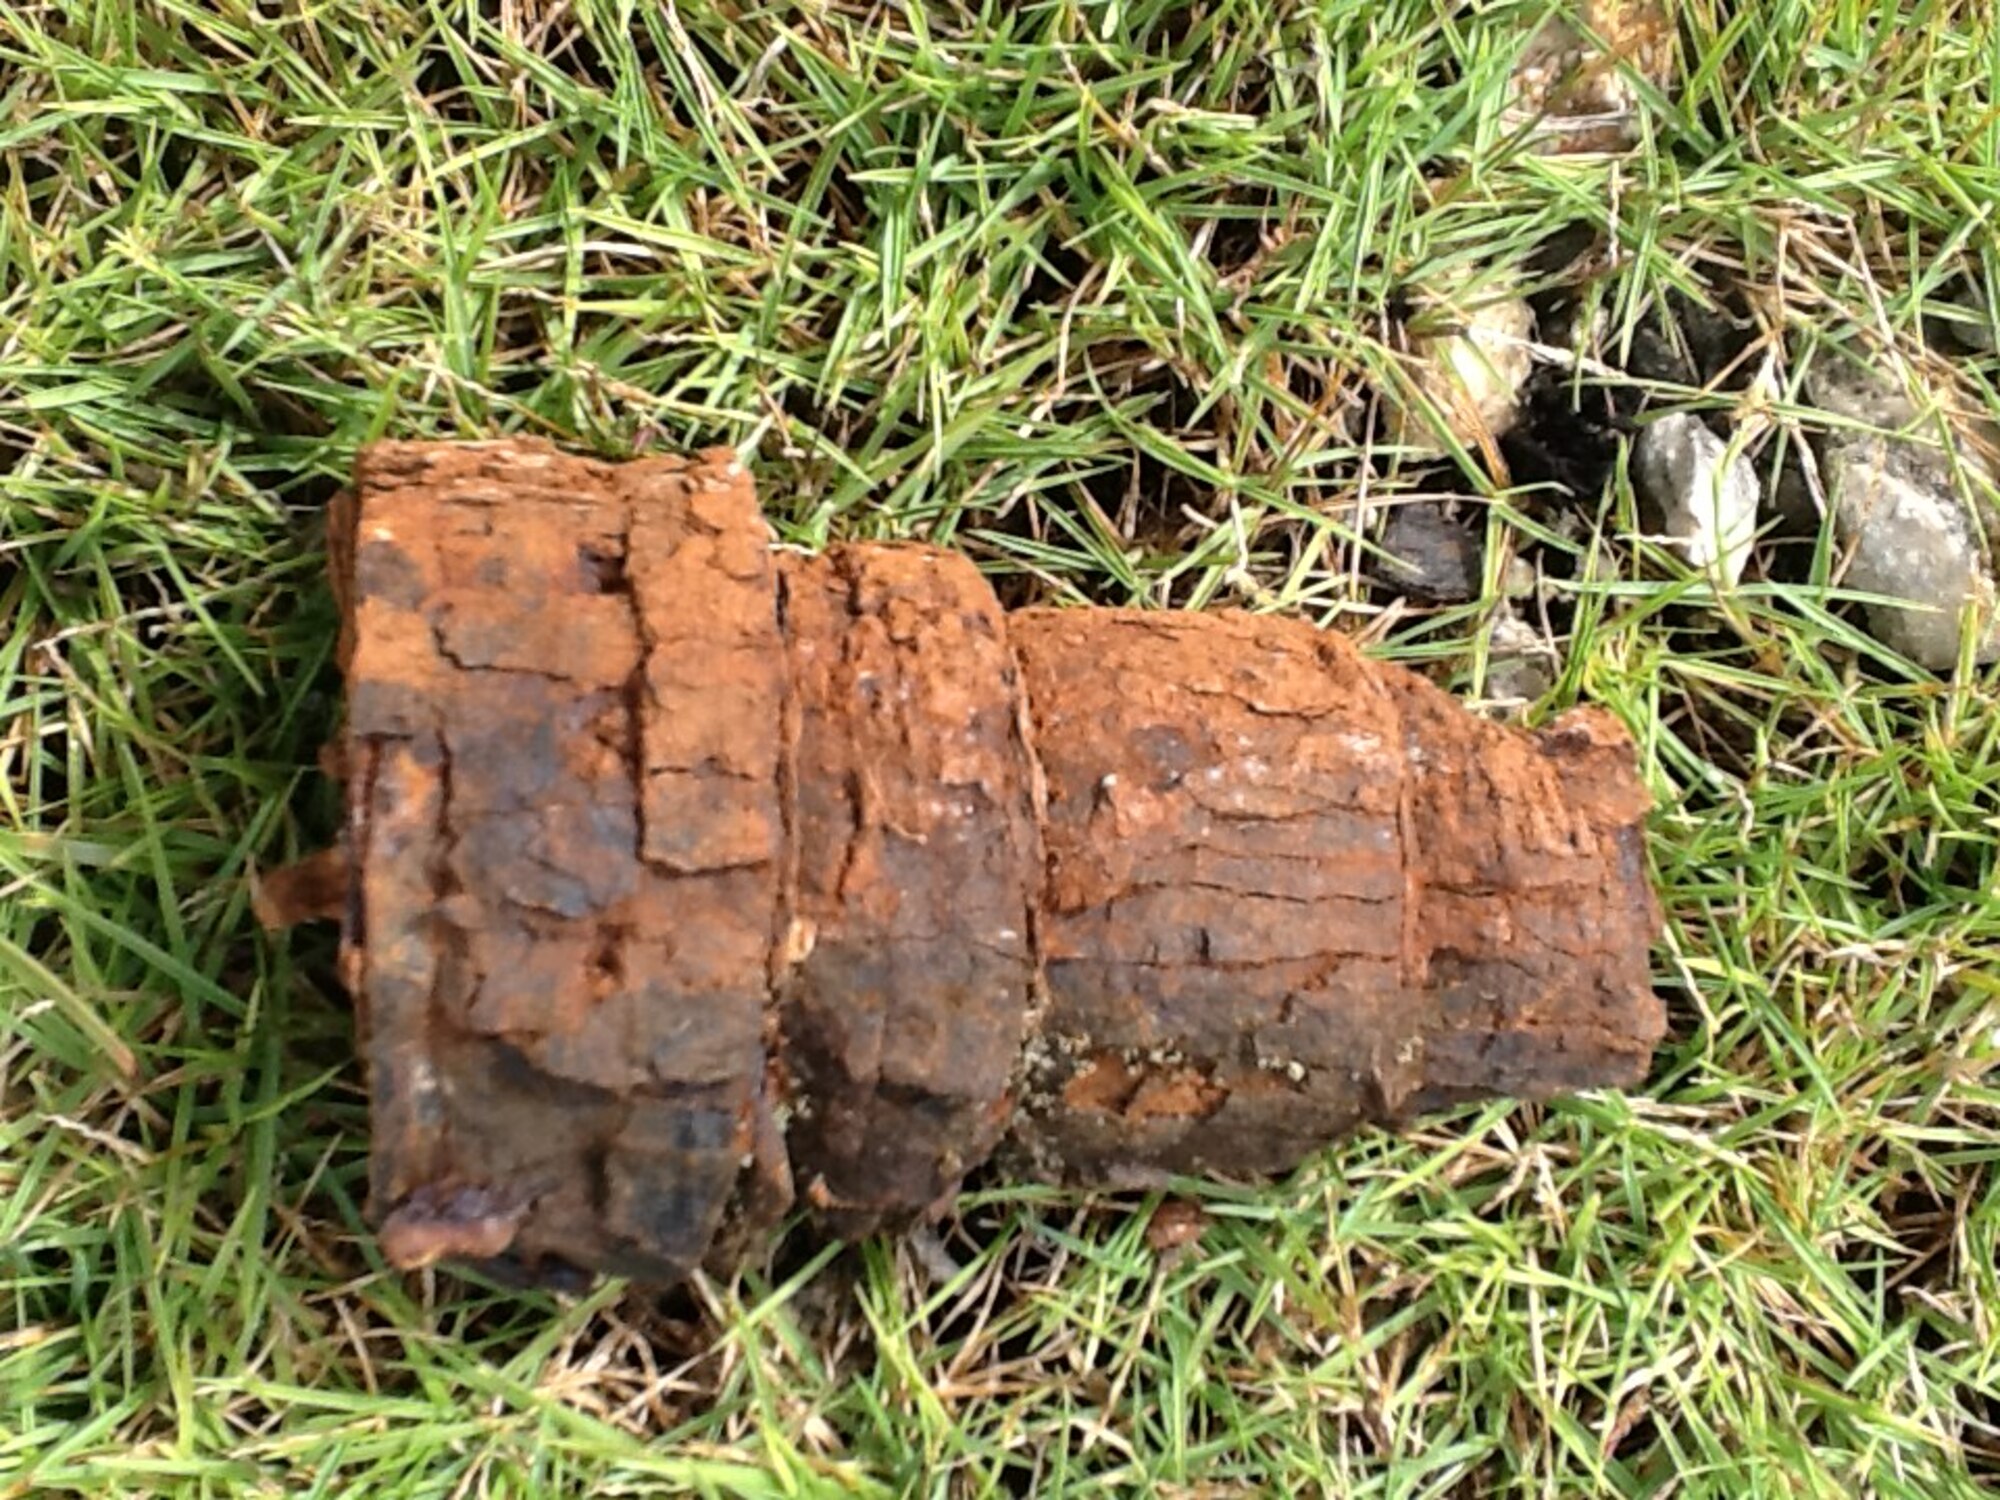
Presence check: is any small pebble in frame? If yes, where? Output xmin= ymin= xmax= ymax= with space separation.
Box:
xmin=1634 ymin=413 xmax=1761 ymax=586
xmin=1933 ymin=281 xmax=1998 ymax=356
xmin=1483 ymin=607 xmax=1560 ymax=705
xmin=1378 ymin=503 xmax=1483 ymax=601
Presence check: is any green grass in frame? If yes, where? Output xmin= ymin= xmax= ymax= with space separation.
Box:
xmin=4 ymin=0 xmax=2000 ymax=1493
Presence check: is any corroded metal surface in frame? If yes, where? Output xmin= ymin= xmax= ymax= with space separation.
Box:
xmin=317 ymin=438 xmax=1666 ymax=1286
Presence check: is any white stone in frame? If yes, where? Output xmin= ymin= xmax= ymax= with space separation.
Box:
xmin=1635 ymin=414 xmax=1761 ymax=586
xmin=1389 ymin=279 xmax=1535 ymax=458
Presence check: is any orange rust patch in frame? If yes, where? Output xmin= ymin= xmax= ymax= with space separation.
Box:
xmin=1061 ymin=1053 xmax=1225 ymax=1122
xmin=1125 ymin=1066 xmax=1227 ymax=1122
xmin=1062 ymin=1053 xmax=1139 ymax=1114
xmin=251 ymin=847 xmax=347 ymax=930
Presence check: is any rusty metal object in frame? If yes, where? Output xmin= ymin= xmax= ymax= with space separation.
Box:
xmin=299 ymin=438 xmax=1666 ymax=1286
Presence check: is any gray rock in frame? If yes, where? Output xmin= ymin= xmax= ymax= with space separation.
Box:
xmin=1824 ymin=435 xmax=2000 ymax=667
xmin=1933 ymin=283 xmax=1997 ymax=356
xmin=1627 ymin=293 xmax=1755 ymax=390
xmin=1805 ymin=353 xmax=1921 ymax=430
xmin=1482 ymin=608 xmax=1559 ymax=706
xmin=1803 ymin=349 xmax=2000 ymax=666
xmin=1635 ymin=414 xmax=1761 ymax=586
xmin=1378 ymin=504 xmax=1482 ymax=601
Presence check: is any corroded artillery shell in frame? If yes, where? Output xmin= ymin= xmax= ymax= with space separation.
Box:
xmin=312 ymin=439 xmax=1663 ymax=1286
